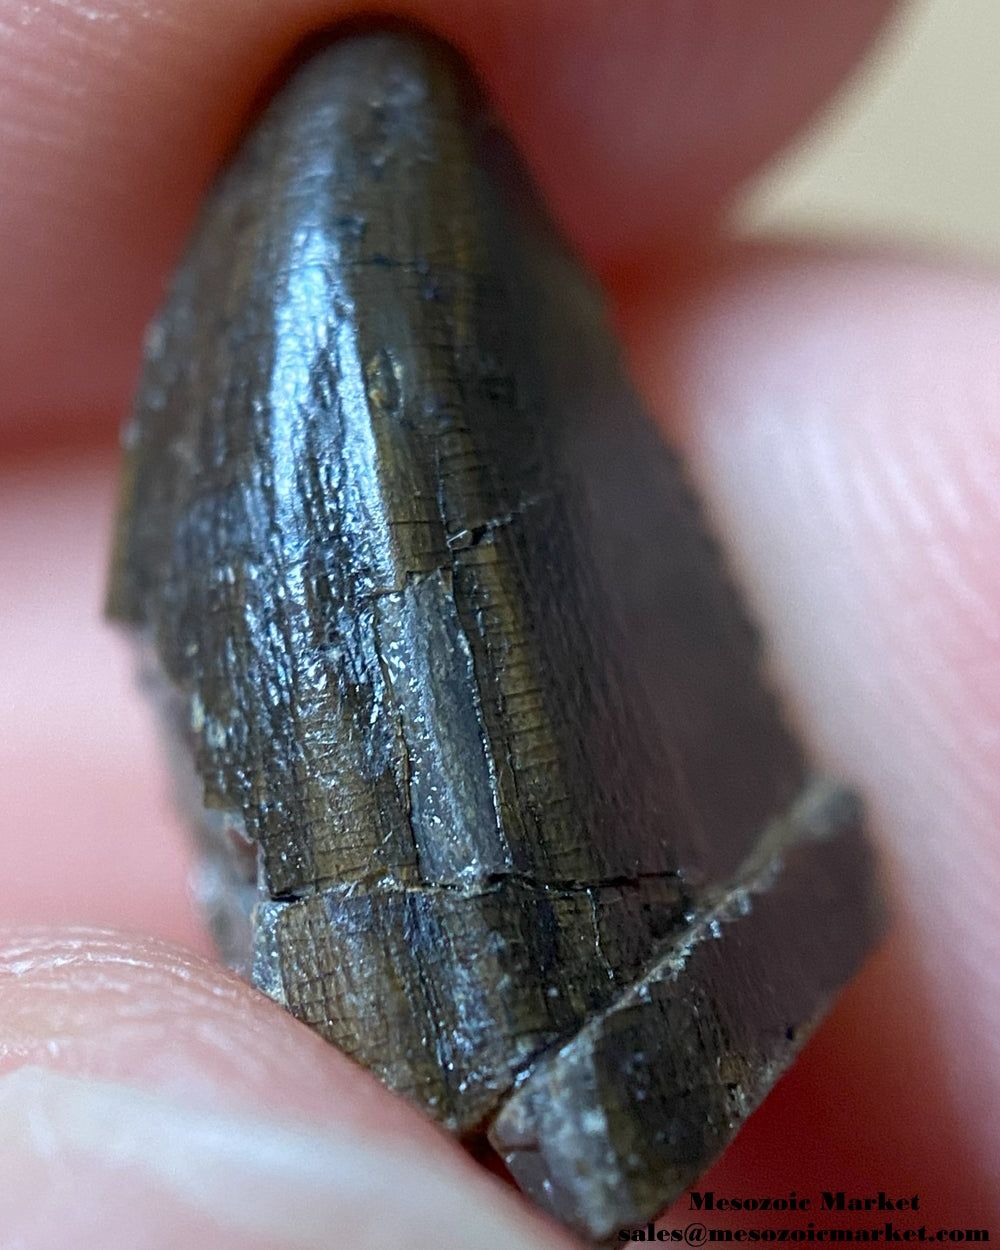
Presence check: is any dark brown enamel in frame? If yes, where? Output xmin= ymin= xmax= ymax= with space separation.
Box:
xmin=108 ymin=28 xmax=883 ymax=1242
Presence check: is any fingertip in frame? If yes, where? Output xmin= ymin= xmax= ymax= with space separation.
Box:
xmin=0 ymin=0 xmax=900 ymax=435
xmin=0 ymin=928 xmax=577 ymax=1250
xmin=0 ymin=928 xmax=413 ymax=1133
xmin=0 ymin=1064 xmax=566 ymax=1250
xmin=632 ymin=245 xmax=1000 ymax=1214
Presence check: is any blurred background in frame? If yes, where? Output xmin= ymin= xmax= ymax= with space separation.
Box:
xmin=734 ymin=0 xmax=1000 ymax=258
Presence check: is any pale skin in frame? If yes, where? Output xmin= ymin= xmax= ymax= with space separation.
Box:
xmin=0 ymin=0 xmax=998 ymax=1243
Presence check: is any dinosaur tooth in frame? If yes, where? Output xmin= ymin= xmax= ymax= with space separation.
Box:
xmin=107 ymin=26 xmax=884 ymax=1243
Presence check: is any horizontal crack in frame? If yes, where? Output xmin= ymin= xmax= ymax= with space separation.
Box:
xmin=263 ymin=865 xmax=685 ymax=907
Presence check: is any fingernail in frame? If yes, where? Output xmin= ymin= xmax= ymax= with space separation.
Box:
xmin=0 ymin=1066 xmax=566 ymax=1250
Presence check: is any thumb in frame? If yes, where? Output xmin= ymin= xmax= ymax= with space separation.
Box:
xmin=0 ymin=928 xmax=576 ymax=1250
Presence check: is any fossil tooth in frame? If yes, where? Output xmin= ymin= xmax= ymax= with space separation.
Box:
xmin=107 ymin=27 xmax=884 ymax=1243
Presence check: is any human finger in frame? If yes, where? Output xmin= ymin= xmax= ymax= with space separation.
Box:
xmin=0 ymin=0 xmax=898 ymax=438
xmin=633 ymin=246 xmax=1000 ymax=1219
xmin=0 ymin=928 xmax=578 ymax=1249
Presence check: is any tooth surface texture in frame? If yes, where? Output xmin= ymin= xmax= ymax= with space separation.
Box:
xmin=107 ymin=29 xmax=884 ymax=1242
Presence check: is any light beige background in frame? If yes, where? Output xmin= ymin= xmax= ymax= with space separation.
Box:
xmin=733 ymin=0 xmax=1000 ymax=259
